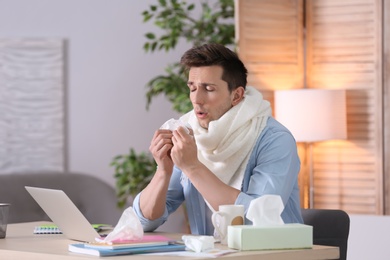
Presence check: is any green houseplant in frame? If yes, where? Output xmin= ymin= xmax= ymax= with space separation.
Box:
xmin=143 ymin=0 xmax=235 ymax=114
xmin=111 ymin=149 xmax=157 ymax=208
xmin=111 ymin=0 xmax=235 ymax=208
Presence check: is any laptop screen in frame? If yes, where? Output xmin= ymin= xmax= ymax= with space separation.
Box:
xmin=25 ymin=186 xmax=101 ymax=242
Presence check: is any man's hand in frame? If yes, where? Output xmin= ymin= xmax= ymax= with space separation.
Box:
xmin=170 ymin=126 xmax=240 ymax=210
xmin=140 ymin=129 xmax=176 ymax=220
xmin=149 ymin=129 xmax=174 ymax=174
xmin=171 ymin=126 xmax=199 ymax=172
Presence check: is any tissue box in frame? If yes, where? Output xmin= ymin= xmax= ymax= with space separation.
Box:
xmin=228 ymin=224 xmax=312 ymax=251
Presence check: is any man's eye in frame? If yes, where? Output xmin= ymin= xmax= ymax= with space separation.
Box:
xmin=206 ymin=86 xmax=214 ymax=91
xmin=187 ymin=84 xmax=195 ymax=92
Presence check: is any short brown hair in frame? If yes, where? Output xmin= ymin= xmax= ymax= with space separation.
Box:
xmin=180 ymin=43 xmax=247 ymax=91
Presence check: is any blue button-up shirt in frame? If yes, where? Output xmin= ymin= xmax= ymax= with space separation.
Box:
xmin=133 ymin=117 xmax=303 ymax=235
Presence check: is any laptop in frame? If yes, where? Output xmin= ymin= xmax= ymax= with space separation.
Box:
xmin=25 ymin=186 xmax=102 ymax=242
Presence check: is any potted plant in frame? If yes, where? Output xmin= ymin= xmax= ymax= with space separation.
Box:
xmin=112 ymin=0 xmax=235 ymax=208
xmin=111 ymin=149 xmax=157 ymax=208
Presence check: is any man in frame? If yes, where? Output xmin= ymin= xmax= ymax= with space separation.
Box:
xmin=133 ymin=43 xmax=303 ymax=235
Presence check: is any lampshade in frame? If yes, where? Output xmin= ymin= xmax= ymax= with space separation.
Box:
xmin=274 ymin=89 xmax=347 ymax=142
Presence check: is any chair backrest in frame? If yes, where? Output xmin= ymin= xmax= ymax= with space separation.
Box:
xmin=301 ymin=208 xmax=350 ymax=260
xmin=0 ymin=172 xmax=123 ymax=225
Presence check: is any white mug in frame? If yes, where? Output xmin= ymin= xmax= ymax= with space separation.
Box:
xmin=211 ymin=204 xmax=244 ymax=244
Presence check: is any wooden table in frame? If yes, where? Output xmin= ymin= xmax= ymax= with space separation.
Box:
xmin=0 ymin=222 xmax=339 ymax=259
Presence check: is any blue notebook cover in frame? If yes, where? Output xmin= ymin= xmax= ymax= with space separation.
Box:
xmin=69 ymin=243 xmax=186 ymax=257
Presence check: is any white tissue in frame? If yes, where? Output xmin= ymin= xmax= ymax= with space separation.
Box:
xmin=160 ymin=118 xmax=191 ymax=134
xmin=101 ymin=207 xmax=144 ymax=243
xmin=182 ymin=235 xmax=215 ymax=253
xmin=246 ymin=195 xmax=284 ymax=226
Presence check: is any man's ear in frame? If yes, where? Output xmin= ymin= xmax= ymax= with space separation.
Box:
xmin=232 ymin=86 xmax=245 ymax=106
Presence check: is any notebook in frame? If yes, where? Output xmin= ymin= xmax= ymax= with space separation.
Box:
xmin=33 ymin=224 xmax=111 ymax=235
xmin=68 ymin=243 xmax=186 ymax=257
xmin=25 ymin=186 xmax=102 ymax=242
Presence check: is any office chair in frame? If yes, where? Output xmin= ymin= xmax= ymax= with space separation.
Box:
xmin=0 ymin=172 xmax=123 ymax=225
xmin=301 ymin=208 xmax=350 ymax=260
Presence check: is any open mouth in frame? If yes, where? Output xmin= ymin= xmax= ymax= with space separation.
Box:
xmin=196 ymin=110 xmax=207 ymax=118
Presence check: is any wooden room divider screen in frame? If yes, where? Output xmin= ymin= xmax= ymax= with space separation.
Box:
xmin=235 ymin=0 xmax=384 ymax=215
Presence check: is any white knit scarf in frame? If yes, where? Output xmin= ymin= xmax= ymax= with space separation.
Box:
xmin=180 ymin=86 xmax=271 ymax=210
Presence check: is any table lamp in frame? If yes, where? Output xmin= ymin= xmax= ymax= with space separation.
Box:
xmin=274 ymin=89 xmax=347 ymax=208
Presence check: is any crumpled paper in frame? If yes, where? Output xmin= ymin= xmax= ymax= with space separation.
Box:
xmin=182 ymin=235 xmax=215 ymax=253
xmin=160 ymin=118 xmax=191 ymax=134
xmin=246 ymin=195 xmax=284 ymax=226
xmin=97 ymin=206 xmax=144 ymax=244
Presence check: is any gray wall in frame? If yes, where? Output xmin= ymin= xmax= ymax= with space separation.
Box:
xmin=0 ymin=0 xmax=183 ymax=186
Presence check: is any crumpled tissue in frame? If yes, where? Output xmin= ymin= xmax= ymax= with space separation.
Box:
xmin=160 ymin=118 xmax=191 ymax=134
xmin=182 ymin=235 xmax=215 ymax=253
xmin=246 ymin=194 xmax=284 ymax=226
xmin=97 ymin=206 xmax=144 ymax=244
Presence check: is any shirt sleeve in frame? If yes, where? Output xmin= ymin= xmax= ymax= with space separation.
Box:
xmin=132 ymin=192 xmax=169 ymax=232
xmin=132 ymin=166 xmax=185 ymax=232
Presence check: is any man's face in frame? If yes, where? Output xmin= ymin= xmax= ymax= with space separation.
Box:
xmin=187 ymin=65 xmax=237 ymax=129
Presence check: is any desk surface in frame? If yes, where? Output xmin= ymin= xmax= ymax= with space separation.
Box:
xmin=0 ymin=222 xmax=339 ymax=260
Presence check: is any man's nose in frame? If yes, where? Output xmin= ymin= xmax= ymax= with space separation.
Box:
xmin=192 ymin=90 xmax=204 ymax=105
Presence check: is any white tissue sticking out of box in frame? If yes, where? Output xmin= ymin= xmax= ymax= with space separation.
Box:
xmin=160 ymin=118 xmax=191 ymax=134
xmin=246 ymin=195 xmax=284 ymax=226
xmin=182 ymin=235 xmax=215 ymax=253
xmin=100 ymin=206 xmax=144 ymax=244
